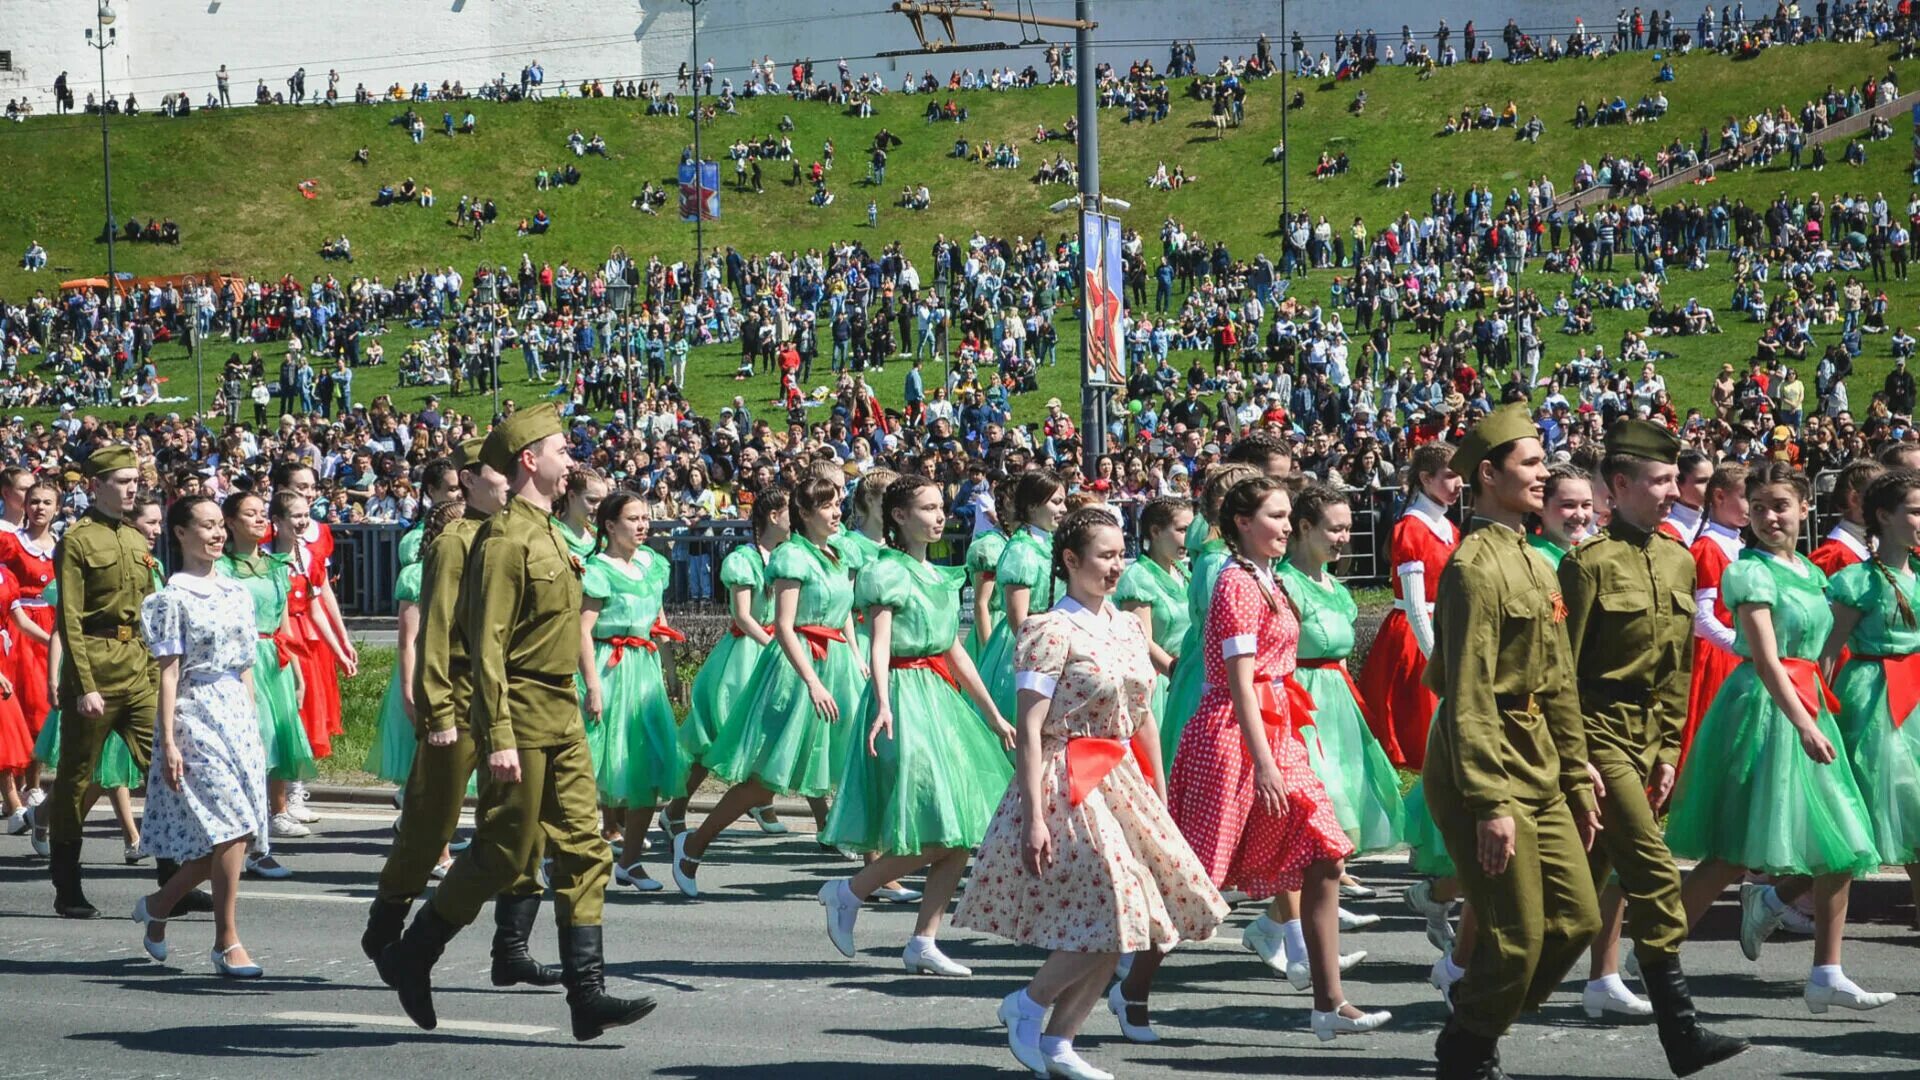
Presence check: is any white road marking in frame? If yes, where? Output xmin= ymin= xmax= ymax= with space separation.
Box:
xmin=246 ymin=889 xmax=377 ymax=905
xmin=269 ymin=1011 xmax=554 ymax=1036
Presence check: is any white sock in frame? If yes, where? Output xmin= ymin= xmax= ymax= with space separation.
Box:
xmin=1020 ymin=989 xmax=1047 ymax=1017
xmin=1282 ymin=919 xmax=1309 ymax=965
xmin=1811 ymin=964 xmax=1853 ymax=990
xmin=838 ymin=879 xmax=859 ymax=906
xmin=1441 ymin=954 xmax=1466 ymax=981
xmin=1038 ymin=1035 xmax=1072 ymax=1059
xmin=907 ymin=934 xmax=936 ymax=953
xmin=1761 ymin=885 xmax=1786 ymax=914
xmin=1589 ymin=971 xmax=1630 ymax=994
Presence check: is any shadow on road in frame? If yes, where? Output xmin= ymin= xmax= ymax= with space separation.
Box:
xmin=69 ymin=1021 xmax=565 ymax=1057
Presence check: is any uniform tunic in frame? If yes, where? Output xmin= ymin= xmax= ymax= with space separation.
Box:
xmin=32 ymin=580 xmax=141 ymax=788
xmin=683 ymin=544 xmax=774 ymax=762
xmin=1830 ymin=559 xmax=1920 ymax=865
xmin=1116 ymin=554 xmax=1190 ymax=732
xmin=1358 ymin=499 xmax=1458 ymax=768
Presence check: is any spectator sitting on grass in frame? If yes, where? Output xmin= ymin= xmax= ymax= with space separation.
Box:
xmin=20 ymin=241 xmax=46 ymax=271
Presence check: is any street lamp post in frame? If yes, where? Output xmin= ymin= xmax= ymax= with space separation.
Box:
xmin=684 ymin=0 xmax=705 ymax=295
xmin=1075 ymin=0 xmax=1108 ymax=474
xmin=87 ymin=2 xmax=119 ymax=295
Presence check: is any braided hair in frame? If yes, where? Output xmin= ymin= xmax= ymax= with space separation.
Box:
xmin=881 ymin=473 xmax=940 ymax=549
xmin=1200 ymin=462 xmax=1261 ymax=526
xmin=1862 ymin=467 xmax=1920 ymax=629
xmin=1216 ymin=474 xmax=1295 ymax=619
xmin=791 ymin=474 xmax=844 ymax=561
xmin=1048 ymin=506 xmax=1124 ymax=594
xmin=423 ymin=499 xmax=464 ymax=549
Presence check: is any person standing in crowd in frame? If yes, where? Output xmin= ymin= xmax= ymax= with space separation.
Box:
xmin=1424 ymin=404 xmax=1602 ymax=1079
xmin=1658 ymin=450 xmax=1712 ymax=543
xmin=1559 ymin=420 xmax=1750 ymax=1069
xmin=1667 ymin=462 xmax=1890 ymax=1014
xmin=379 ymin=405 xmax=654 ymax=1041
xmin=1682 ymin=463 xmax=1749 ymax=768
xmin=130 ymin=495 xmax=270 ymax=978
xmin=672 ymin=488 xmax=789 ymax=834
xmin=580 ymin=490 xmax=684 ymax=892
xmin=977 ymin=470 xmax=1067 ymax=721
xmin=1116 ymin=497 xmax=1193 ymax=740
xmin=1809 ymin=460 xmax=1881 ymax=577
xmin=1358 ymin=443 xmax=1460 ymax=769
xmin=216 ymin=491 xmax=315 ymax=879
xmin=954 ymin=507 xmax=1228 ymax=1078
xmin=818 ymin=473 xmax=1015 ymax=975
xmin=672 ymin=474 xmax=864 ymax=896
xmin=1159 ymin=463 xmax=1260 ymax=765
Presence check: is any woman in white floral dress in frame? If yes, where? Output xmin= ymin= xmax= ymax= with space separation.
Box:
xmin=131 ymin=495 xmax=270 ymax=978
xmin=954 ymin=508 xmax=1228 ymax=1080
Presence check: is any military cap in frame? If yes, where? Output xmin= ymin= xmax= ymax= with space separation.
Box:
xmin=481 ymin=403 xmax=564 ymax=475
xmin=1604 ymin=418 xmax=1682 ymax=464
xmin=84 ymin=444 xmax=139 ymax=477
xmin=451 ymin=435 xmax=488 ymax=470
xmin=1450 ymin=403 xmax=1539 ymax=482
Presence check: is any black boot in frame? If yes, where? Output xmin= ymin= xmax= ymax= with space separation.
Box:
xmin=1435 ymin=1017 xmax=1501 ymax=1080
xmin=156 ymin=858 xmax=216 ymax=914
xmin=560 ymin=924 xmax=655 ymax=1042
xmin=1640 ymin=955 xmax=1750 ymax=1077
xmin=49 ymin=841 xmax=98 ymax=919
xmin=375 ymin=904 xmax=462 ymax=1030
xmin=491 ymin=893 xmax=563 ymax=987
xmin=361 ymin=898 xmax=411 ymax=962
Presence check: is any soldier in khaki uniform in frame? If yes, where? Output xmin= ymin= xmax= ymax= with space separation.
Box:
xmin=1559 ymin=420 xmax=1748 ymax=1077
xmin=47 ymin=446 xmax=212 ymax=918
xmin=378 ymin=405 xmax=652 ymax=1042
xmin=361 ymin=437 xmax=560 ymax=990
xmin=1423 ymin=404 xmax=1602 ymax=1079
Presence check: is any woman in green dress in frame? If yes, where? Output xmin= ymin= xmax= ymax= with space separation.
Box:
xmin=670 ymin=488 xmax=790 ymax=834
xmin=977 ymin=470 xmax=1067 ymax=721
xmin=834 ymin=470 xmax=896 ymax=780
xmin=1667 ymin=463 xmax=1889 ymax=1013
xmin=1824 ymin=467 xmax=1920 ymax=930
xmin=555 ymin=469 xmax=608 ymax=560
xmin=216 ymin=492 xmax=317 ymax=878
xmin=396 ymin=458 xmax=461 ymax=570
xmin=818 ymin=474 xmax=1016 ymax=975
xmin=365 ymin=503 xmax=451 ymax=793
xmin=1160 ymin=463 xmax=1262 ymax=765
xmin=963 ymin=482 xmax=1017 ymax=663
xmin=581 ymin=491 xmax=686 ymax=893
xmin=672 ymin=474 xmax=867 ymax=897
xmin=1526 ymin=464 xmax=1595 ymax=571
xmin=1116 ymin=498 xmax=1192 ymax=731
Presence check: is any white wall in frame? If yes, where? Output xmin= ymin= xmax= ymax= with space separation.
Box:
xmin=0 ymin=1 xmax=1603 ymax=110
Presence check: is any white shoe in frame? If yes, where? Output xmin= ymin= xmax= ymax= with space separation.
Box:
xmin=819 ymin=879 xmax=859 ymax=957
xmin=1288 ymin=950 xmax=1367 ymax=991
xmin=902 ymin=937 xmax=970 ymax=976
xmin=1778 ymin=903 xmax=1816 ymax=936
xmin=613 ymin=863 xmax=663 ymax=892
xmin=1338 ymin=906 xmax=1382 ymax=931
xmin=1310 ymin=1003 xmax=1392 ymax=1042
xmin=1239 ymin=916 xmax=1288 ymax=974
xmin=746 ymin=804 xmax=789 ymax=835
xmin=24 ymin=787 xmax=44 ymax=808
xmin=429 ymin=858 xmax=453 ymax=879
xmin=269 ymin=813 xmax=311 ymax=839
xmin=1806 ymin=978 xmax=1897 ymax=1013
xmin=1583 ymin=977 xmax=1654 ymax=1019
xmin=1738 ymin=882 xmax=1781 ymax=962
xmin=4 ymin=807 xmax=27 ymax=835
xmin=1406 ymin=879 xmax=1456 ymax=952
xmin=1338 ymin=880 xmax=1378 ymax=900
xmin=245 ymin=854 xmax=293 ymax=880
xmin=997 ymin=990 xmax=1048 ymax=1078
xmin=871 ymin=884 xmax=923 ymax=904
xmin=132 ymin=896 xmax=168 ymax=962
xmin=285 ymin=785 xmax=320 ymax=824
xmin=671 ymin=832 xmax=700 ymax=898
xmin=1429 ymin=954 xmax=1463 ymax=1009
xmin=124 ymin=843 xmax=146 ymax=865
xmin=28 ymin=806 xmax=49 ymax=857
xmin=1106 ymin=981 xmax=1158 ymax=1044
xmin=1043 ymin=1046 xmax=1113 ymax=1080
xmin=448 ymin=835 xmax=472 ymax=853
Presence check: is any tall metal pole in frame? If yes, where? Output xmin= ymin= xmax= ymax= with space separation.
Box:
xmin=189 ymin=291 xmax=204 ymax=417
xmin=1076 ymin=0 xmax=1106 ymax=475
xmin=687 ymin=0 xmax=704 ymax=297
xmin=1280 ymin=1 xmax=1289 ymax=234
xmin=93 ymin=4 xmax=117 ymax=295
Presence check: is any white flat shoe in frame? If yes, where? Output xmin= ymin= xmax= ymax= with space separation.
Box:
xmin=1310 ymin=1003 xmax=1392 ymax=1042
xmin=1338 ymin=880 xmax=1378 ymax=900
xmin=429 ymin=858 xmax=453 ymax=880
xmin=871 ymin=885 xmax=922 ymax=904
xmin=1043 ymin=1047 xmax=1113 ymax=1080
xmin=124 ymin=844 xmax=148 ymax=865
xmin=1406 ymin=879 xmax=1456 ymax=953
xmin=1778 ymin=904 xmax=1816 ymax=936
xmin=1338 ymin=906 xmax=1382 ymax=931
xmin=819 ymin=879 xmax=859 ymax=957
xmin=746 ymin=804 xmax=789 ymax=835
xmin=1583 ymin=978 xmax=1654 ymax=1019
xmin=1806 ymin=980 xmax=1896 ymax=1013
xmin=132 ymin=896 xmax=168 ymax=962
xmin=246 ymin=854 xmax=293 ymax=880
xmin=448 ymin=835 xmax=472 ymax=853
xmin=268 ymin=813 xmax=311 ymax=839
xmin=902 ymin=938 xmax=970 ymax=976
xmin=212 ymin=943 xmax=263 ymax=979
xmin=1106 ymin=981 xmax=1158 ymax=1044
xmin=671 ymin=832 xmax=700 ymax=898
xmin=1287 ymin=950 xmax=1367 ymax=991
xmin=613 ymin=863 xmax=664 ymax=892
xmin=4 ymin=808 xmax=29 ymax=835
xmin=1738 ymin=882 xmax=1781 ymax=962
xmin=1239 ymin=917 xmax=1288 ymax=974
xmin=29 ymin=811 xmax=49 ymax=858
xmin=1429 ymin=954 xmax=1462 ymax=1010
xmin=998 ymin=990 xmax=1048 ymax=1078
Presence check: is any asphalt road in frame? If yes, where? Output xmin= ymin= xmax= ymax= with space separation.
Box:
xmin=4 ymin=799 xmax=1919 ymax=1079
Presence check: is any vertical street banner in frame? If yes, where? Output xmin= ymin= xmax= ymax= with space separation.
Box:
xmin=1080 ymin=209 xmax=1126 ymax=386
xmin=679 ymin=161 xmax=721 ymax=221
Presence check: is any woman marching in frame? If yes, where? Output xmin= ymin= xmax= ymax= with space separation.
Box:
xmin=555 ymin=470 xmax=609 ymax=560
xmin=131 ymin=495 xmax=272 ymax=978
xmin=580 ymin=490 xmax=686 ymax=893
xmin=0 ymin=560 xmax=31 ymax=836
xmin=1356 ymin=443 xmax=1461 ymax=769
xmin=673 ymin=488 xmax=790 ymax=832
xmin=671 ymin=474 xmax=865 ymax=897
xmin=1666 ymin=462 xmax=1891 ymax=1012
xmin=1158 ymin=463 xmax=1261 ymax=766
xmin=4 ymin=481 xmax=60 ymax=758
xmin=963 ymin=480 xmax=1016 ymax=664
xmin=977 ymin=470 xmax=1068 ymax=722
xmin=1526 ymin=465 xmax=1596 ymax=571
xmin=1825 ymin=467 xmax=1920 ymax=930
xmin=274 ymin=492 xmax=355 ymax=768
xmin=218 ymin=491 xmax=316 ymax=878
xmin=952 ymin=507 xmax=1228 ymax=1079
xmin=1116 ymin=498 xmax=1192 ymax=739
xmin=1682 ymin=462 xmax=1749 ymax=767
xmin=818 ymin=474 xmax=1016 ymax=976
xmin=1130 ymin=475 xmax=1389 ymax=1044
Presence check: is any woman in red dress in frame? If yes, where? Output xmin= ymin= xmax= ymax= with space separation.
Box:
xmin=1808 ymin=459 xmax=1878 ymax=578
xmin=1149 ymin=475 xmax=1390 ymax=1042
xmin=1682 ymin=462 xmax=1749 ymax=767
xmin=2 ymin=481 xmax=61 ymax=741
xmin=272 ymin=492 xmax=354 ymax=763
xmin=1356 ymin=443 xmax=1460 ymax=768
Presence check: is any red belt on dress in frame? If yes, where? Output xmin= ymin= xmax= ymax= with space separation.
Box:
xmin=894 ymin=652 xmax=958 ymax=692
xmin=795 ymin=624 xmax=847 ymax=661
xmin=1065 ymin=734 xmax=1158 ymax=806
xmin=1852 ymin=652 xmax=1920 ymax=727
xmin=259 ymin=631 xmax=296 ymax=668
xmin=729 ymin=621 xmax=774 ymax=639
xmin=1296 ymin=656 xmax=1371 ymax=727
xmin=1256 ymin=672 xmax=1318 ymax=738
xmin=1778 ymin=657 xmax=1841 ymax=720
xmin=598 ymin=636 xmax=651 ymax=666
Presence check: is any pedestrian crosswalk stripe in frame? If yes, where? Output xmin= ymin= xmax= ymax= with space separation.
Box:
xmin=269 ymin=1011 xmax=554 ymax=1036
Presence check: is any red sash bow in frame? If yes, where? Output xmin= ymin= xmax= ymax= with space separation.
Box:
xmin=795 ymin=624 xmax=847 ymax=661
xmin=1855 ymin=652 xmax=1920 ymax=728
xmin=1296 ymin=657 xmax=1371 ymax=727
xmin=600 ymin=635 xmax=651 ymax=667
xmin=260 ymin=631 xmax=296 ymax=668
xmin=650 ymin=618 xmax=686 ymax=644
xmin=1779 ymin=658 xmax=1841 ymax=720
xmin=894 ymin=652 xmax=959 ymax=692
xmin=1064 ymin=734 xmax=1159 ymax=806
xmin=729 ymin=621 xmax=775 ymax=639
xmin=1255 ymin=672 xmax=1319 ymax=739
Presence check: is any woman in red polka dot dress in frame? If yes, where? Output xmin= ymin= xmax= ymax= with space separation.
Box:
xmin=1159 ymin=475 xmax=1392 ymax=1043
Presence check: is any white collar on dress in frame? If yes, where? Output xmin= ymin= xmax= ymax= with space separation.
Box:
xmin=1700 ymin=519 xmax=1743 ymax=559
xmin=166 ymin=571 xmax=225 ymax=597
xmin=1826 ymin=521 xmax=1873 ymax=561
xmin=1407 ymin=493 xmax=1457 ymax=544
xmin=1663 ymin=501 xmax=1702 ymax=537
xmin=1055 ymin=593 xmax=1117 ymax=629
